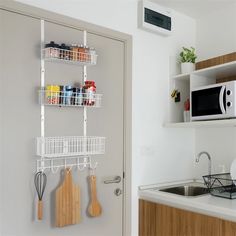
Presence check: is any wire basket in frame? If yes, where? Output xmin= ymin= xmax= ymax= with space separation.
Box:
xmin=36 ymin=136 xmax=106 ymax=158
xmin=203 ymin=173 xmax=236 ymax=199
xmin=39 ymin=88 xmax=102 ymax=108
xmin=42 ymin=48 xmax=97 ymax=65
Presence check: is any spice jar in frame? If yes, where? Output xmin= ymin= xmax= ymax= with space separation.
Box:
xmin=59 ymin=44 xmax=70 ymax=60
xmin=78 ymin=45 xmax=85 ymax=61
xmin=46 ymin=85 xmax=60 ymax=104
xmin=65 ymin=85 xmax=73 ymax=105
xmin=72 ymin=87 xmax=84 ymax=106
xmin=84 ymin=46 xmax=90 ymax=62
xmin=83 ymin=81 xmax=96 ymax=106
xmin=45 ymin=41 xmax=60 ymax=58
xmin=70 ymin=44 xmax=78 ymax=61
xmin=65 ymin=45 xmax=70 ymax=60
xmin=60 ymin=43 xmax=66 ymax=59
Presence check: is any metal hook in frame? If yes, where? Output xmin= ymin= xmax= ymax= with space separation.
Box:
xmin=64 ymin=159 xmax=73 ymax=172
xmin=89 ymin=159 xmax=98 ymax=175
xmin=64 ymin=159 xmax=67 ymax=169
xmin=37 ymin=159 xmax=46 ymax=173
xmin=50 ymin=159 xmax=59 ymax=174
xmin=77 ymin=157 xmax=85 ymax=171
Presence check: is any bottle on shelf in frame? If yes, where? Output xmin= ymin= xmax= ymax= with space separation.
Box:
xmin=45 ymin=41 xmax=60 ymax=58
xmin=84 ymin=81 xmax=96 ymax=106
xmin=70 ymin=44 xmax=78 ymax=61
xmin=45 ymin=85 xmax=60 ymax=104
xmin=78 ymin=45 xmax=85 ymax=62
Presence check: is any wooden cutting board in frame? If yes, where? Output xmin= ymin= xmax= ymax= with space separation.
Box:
xmin=55 ymin=168 xmax=81 ymax=227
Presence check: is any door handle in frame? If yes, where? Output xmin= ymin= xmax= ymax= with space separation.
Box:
xmin=103 ymin=176 xmax=121 ymax=184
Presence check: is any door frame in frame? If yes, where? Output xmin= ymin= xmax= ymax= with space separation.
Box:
xmin=0 ymin=1 xmax=132 ymax=235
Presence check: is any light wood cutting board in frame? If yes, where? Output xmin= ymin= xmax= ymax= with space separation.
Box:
xmin=55 ymin=168 xmax=81 ymax=227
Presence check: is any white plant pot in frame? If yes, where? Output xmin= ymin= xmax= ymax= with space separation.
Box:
xmin=181 ymin=62 xmax=195 ymax=74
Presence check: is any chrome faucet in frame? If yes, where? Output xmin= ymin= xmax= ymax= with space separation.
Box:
xmin=196 ymin=151 xmax=212 ymax=178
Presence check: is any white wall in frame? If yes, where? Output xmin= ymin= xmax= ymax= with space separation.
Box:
xmin=194 ymin=128 xmax=236 ymax=179
xmin=196 ymin=3 xmax=236 ymax=61
xmin=194 ymin=3 xmax=236 ymax=179
xmin=15 ymin=1 xmax=196 ymax=235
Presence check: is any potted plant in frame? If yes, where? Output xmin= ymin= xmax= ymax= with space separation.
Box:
xmin=179 ymin=47 xmax=197 ymax=74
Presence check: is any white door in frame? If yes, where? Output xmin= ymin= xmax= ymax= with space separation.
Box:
xmin=1 ymin=10 xmax=125 ymax=236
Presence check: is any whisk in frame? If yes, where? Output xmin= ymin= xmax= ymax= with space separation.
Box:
xmin=34 ymin=171 xmax=47 ymax=220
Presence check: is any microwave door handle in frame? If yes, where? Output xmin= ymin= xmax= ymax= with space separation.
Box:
xmin=219 ymin=86 xmax=226 ymax=114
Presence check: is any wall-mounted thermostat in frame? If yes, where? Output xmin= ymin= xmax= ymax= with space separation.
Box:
xmin=138 ymin=0 xmax=172 ymax=36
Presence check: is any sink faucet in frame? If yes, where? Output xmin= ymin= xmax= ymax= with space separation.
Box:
xmin=196 ymin=151 xmax=212 ymax=178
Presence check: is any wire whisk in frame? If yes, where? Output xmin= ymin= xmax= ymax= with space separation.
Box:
xmin=34 ymin=171 xmax=47 ymax=220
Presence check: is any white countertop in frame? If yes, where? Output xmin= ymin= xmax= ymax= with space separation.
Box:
xmin=139 ymin=179 xmax=236 ymax=222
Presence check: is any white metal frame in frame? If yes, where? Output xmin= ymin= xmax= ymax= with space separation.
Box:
xmin=38 ymin=21 xmax=102 ymax=173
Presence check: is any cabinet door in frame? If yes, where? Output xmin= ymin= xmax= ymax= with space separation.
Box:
xmin=1 ymin=9 xmax=125 ymax=236
xmin=139 ymin=200 xmax=222 ymax=236
xmin=222 ymin=220 xmax=236 ymax=236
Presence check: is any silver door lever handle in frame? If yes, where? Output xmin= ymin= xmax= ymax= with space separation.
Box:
xmin=104 ymin=176 xmax=121 ymax=184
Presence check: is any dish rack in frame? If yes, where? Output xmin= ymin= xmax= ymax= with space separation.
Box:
xmin=203 ymin=173 xmax=236 ymax=199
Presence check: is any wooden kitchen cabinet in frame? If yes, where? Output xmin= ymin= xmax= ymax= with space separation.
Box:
xmin=139 ymin=199 xmax=236 ymax=236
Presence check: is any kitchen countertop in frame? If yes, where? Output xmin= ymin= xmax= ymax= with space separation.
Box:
xmin=139 ymin=179 xmax=236 ymax=223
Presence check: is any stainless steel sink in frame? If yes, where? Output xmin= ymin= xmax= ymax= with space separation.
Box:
xmin=160 ymin=185 xmax=209 ymax=196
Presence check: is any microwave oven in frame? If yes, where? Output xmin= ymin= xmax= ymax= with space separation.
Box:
xmin=191 ymin=81 xmax=236 ymax=121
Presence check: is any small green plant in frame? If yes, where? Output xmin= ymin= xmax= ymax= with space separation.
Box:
xmin=179 ymin=47 xmax=197 ymax=63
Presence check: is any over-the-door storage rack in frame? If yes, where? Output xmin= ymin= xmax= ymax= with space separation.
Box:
xmin=36 ymin=20 xmax=105 ymax=172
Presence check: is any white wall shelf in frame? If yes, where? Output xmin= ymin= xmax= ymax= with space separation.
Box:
xmin=164 ymin=119 xmax=236 ymax=128
xmin=167 ymin=60 xmax=236 ymax=128
xmin=172 ymin=73 xmax=190 ymax=81
xmin=192 ymin=60 xmax=236 ymax=79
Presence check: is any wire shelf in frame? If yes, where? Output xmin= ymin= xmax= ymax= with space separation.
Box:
xmin=39 ymin=88 xmax=102 ymax=108
xmin=42 ymin=47 xmax=97 ymax=65
xmin=36 ymin=136 xmax=106 ymax=158
xmin=203 ymin=173 xmax=236 ymax=199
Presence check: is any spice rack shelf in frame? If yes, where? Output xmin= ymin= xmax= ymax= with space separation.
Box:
xmin=39 ymin=89 xmax=102 ymax=108
xmin=37 ymin=20 xmax=105 ymax=173
xmin=37 ymin=136 xmax=105 ymax=158
xmin=42 ymin=47 xmax=98 ymax=66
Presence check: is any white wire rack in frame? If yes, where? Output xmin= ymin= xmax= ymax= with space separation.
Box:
xmin=36 ymin=156 xmax=97 ymax=172
xmin=36 ymin=136 xmax=106 ymax=158
xmin=42 ymin=47 xmax=97 ymax=65
xmin=39 ymin=88 xmax=102 ymax=108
